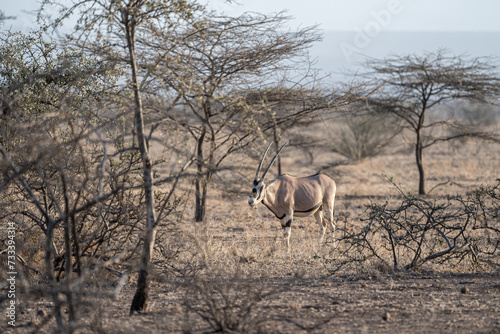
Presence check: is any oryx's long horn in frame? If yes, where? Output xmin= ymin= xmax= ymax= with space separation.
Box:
xmin=261 ymin=141 xmax=288 ymax=181
xmin=255 ymin=142 xmax=273 ymax=179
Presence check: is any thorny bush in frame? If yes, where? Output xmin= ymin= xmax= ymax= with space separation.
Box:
xmin=182 ymin=266 xmax=277 ymax=333
xmin=329 ymin=178 xmax=500 ymax=273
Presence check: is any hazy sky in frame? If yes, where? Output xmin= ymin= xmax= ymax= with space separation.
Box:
xmin=2 ymin=0 xmax=500 ymax=33
xmin=213 ymin=0 xmax=500 ymax=32
xmin=2 ymin=0 xmax=499 ymax=82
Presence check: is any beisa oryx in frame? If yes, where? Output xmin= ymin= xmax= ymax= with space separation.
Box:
xmin=248 ymin=142 xmax=337 ymax=252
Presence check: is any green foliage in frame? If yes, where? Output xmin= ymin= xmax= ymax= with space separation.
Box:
xmin=0 ymin=29 xmax=121 ymax=119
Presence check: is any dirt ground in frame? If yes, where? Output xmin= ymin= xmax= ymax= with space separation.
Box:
xmin=8 ymin=269 xmax=500 ymax=333
xmin=124 ymin=272 xmax=500 ymax=334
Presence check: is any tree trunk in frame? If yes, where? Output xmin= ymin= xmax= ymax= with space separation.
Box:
xmin=416 ymin=117 xmax=426 ymax=195
xmin=416 ymin=143 xmax=425 ymax=195
xmin=125 ymin=14 xmax=158 ymax=316
xmin=45 ymin=220 xmax=65 ymax=332
xmin=194 ymin=181 xmax=206 ymax=222
xmin=195 ymin=127 xmax=207 ymax=222
xmin=61 ymin=172 xmax=76 ymax=329
xmin=195 ymin=180 xmax=210 ymax=223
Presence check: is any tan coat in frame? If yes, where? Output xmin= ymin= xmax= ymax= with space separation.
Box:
xmin=249 ymin=173 xmax=337 ymax=252
xmin=262 ymin=174 xmax=336 ymax=219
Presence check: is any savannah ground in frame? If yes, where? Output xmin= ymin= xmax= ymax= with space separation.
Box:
xmin=3 ymin=117 xmax=500 ymax=333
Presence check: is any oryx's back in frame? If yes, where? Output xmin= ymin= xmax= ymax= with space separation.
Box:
xmin=276 ymin=174 xmax=336 ymax=213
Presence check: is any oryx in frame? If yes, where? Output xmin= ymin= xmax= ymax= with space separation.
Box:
xmin=248 ymin=142 xmax=337 ymax=252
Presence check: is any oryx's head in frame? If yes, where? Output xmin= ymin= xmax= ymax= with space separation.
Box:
xmin=248 ymin=141 xmax=288 ymax=208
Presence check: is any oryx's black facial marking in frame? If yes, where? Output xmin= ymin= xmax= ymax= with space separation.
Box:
xmin=251 ymin=179 xmax=263 ymax=197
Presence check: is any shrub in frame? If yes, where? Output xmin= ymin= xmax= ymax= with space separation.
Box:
xmin=328 ymin=178 xmax=500 ymax=273
xmin=331 ymin=112 xmax=401 ymax=161
xmin=182 ymin=266 xmax=276 ymax=333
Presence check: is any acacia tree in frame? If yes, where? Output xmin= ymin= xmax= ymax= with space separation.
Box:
xmin=150 ymin=13 xmax=363 ymax=222
xmin=363 ymin=50 xmax=500 ymax=194
xmin=40 ymin=0 xmax=201 ymax=315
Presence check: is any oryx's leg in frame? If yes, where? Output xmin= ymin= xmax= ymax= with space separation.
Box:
xmin=323 ymin=196 xmax=336 ymax=235
xmin=314 ymin=210 xmax=326 ymax=244
xmin=280 ymin=212 xmax=293 ymax=252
